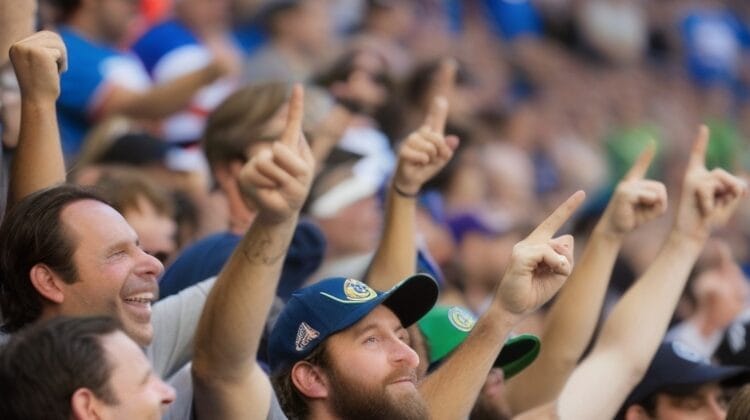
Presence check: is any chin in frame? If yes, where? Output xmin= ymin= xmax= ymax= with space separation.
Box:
xmin=124 ymin=324 xmax=154 ymax=347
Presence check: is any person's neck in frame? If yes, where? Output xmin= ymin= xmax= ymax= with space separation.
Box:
xmin=307 ymin=401 xmax=341 ymax=420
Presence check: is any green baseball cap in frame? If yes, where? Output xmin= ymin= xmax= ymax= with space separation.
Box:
xmin=417 ymin=305 xmax=540 ymax=379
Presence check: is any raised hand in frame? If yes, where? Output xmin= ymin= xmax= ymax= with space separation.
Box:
xmin=674 ymin=125 xmax=747 ymax=242
xmin=393 ymin=95 xmax=459 ymax=196
xmin=238 ymin=85 xmax=315 ymax=222
xmin=428 ymin=58 xmax=458 ymax=104
xmin=8 ymin=31 xmax=67 ymax=102
xmin=598 ymin=143 xmax=668 ymax=237
xmin=497 ymin=191 xmax=586 ymax=316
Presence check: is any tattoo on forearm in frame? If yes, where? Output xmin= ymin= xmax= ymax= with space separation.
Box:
xmin=241 ymin=228 xmax=289 ymax=265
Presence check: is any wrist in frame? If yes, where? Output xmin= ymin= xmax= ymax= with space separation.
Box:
xmin=487 ymin=299 xmax=523 ymax=331
xmin=391 ymin=181 xmax=419 ymax=198
xmin=254 ymin=210 xmax=299 ymax=227
xmin=591 ymin=223 xmax=626 ymax=244
xmin=665 ymin=229 xmax=707 ymax=255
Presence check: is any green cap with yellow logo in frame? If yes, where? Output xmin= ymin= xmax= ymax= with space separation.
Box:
xmin=417 ymin=305 xmax=540 ymax=379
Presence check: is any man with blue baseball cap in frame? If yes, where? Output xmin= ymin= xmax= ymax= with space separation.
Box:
xmin=268 ymin=274 xmax=438 ymax=419
xmin=617 ymin=341 xmax=750 ymax=420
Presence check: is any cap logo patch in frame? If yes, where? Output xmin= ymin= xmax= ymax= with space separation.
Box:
xmin=295 ymin=322 xmax=320 ymax=352
xmin=672 ymin=341 xmax=707 ymax=364
xmin=343 ymin=278 xmax=377 ymax=301
xmin=448 ymin=306 xmax=476 ymax=332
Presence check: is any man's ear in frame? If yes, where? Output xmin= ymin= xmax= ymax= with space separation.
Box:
xmin=624 ymin=404 xmax=650 ymax=420
xmin=70 ymin=388 xmax=104 ymax=420
xmin=29 ymin=263 xmax=65 ymax=304
xmin=291 ymin=361 xmax=329 ymax=399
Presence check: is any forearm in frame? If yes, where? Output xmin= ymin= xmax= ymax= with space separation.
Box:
xmin=595 ymin=230 xmax=702 ymax=364
xmin=505 ymin=227 xmax=622 ymax=412
xmin=0 ymin=0 xmax=35 ymax=67
xmin=419 ymin=303 xmax=518 ymax=420
xmin=107 ymin=64 xmax=220 ymax=119
xmin=192 ymin=213 xmax=298 ymax=381
xmin=557 ymin=230 xmax=704 ymax=419
xmin=9 ymin=98 xmax=65 ymax=206
xmin=365 ymin=186 xmax=417 ymax=291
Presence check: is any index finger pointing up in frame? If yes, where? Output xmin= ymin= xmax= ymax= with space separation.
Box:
xmin=527 ymin=190 xmax=586 ymax=242
xmin=689 ymin=124 xmax=709 ymax=169
xmin=434 ymin=58 xmax=458 ymax=100
xmin=425 ymin=95 xmax=448 ymax=135
xmin=624 ymin=141 xmax=656 ymax=181
xmin=280 ymin=84 xmax=305 ymax=147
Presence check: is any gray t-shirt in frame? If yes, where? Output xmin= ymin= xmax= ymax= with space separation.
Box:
xmin=147 ymin=276 xmax=216 ymax=378
xmin=164 ymin=363 xmax=288 ymax=420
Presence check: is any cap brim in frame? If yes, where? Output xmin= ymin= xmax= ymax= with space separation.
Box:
xmin=668 ymin=364 xmax=750 ymax=391
xmin=382 ymin=274 xmax=439 ymax=328
xmin=494 ymin=334 xmax=540 ymax=379
xmin=626 ymin=362 xmax=750 ymax=408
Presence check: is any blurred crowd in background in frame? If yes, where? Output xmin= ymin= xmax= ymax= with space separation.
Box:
xmin=3 ymin=0 xmax=750 ymax=371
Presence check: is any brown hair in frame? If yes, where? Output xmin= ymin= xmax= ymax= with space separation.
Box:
xmin=728 ymin=384 xmax=750 ymax=420
xmin=271 ymin=341 xmax=330 ymax=420
xmin=0 ymin=185 xmax=107 ymax=333
xmin=203 ymin=82 xmax=289 ymax=171
xmin=93 ymin=167 xmax=174 ymax=218
xmin=0 ymin=316 xmax=120 ymax=420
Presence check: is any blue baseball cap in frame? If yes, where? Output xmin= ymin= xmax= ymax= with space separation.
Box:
xmin=617 ymin=341 xmax=750 ymax=418
xmin=268 ymin=275 xmax=439 ymax=372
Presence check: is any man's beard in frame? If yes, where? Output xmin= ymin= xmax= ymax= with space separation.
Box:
xmin=326 ymin=364 xmax=429 ymax=420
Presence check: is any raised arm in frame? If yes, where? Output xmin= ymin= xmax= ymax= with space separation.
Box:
xmin=419 ymin=190 xmax=586 ymax=420
xmin=7 ymin=31 xmax=68 ymax=207
xmin=97 ymin=61 xmax=227 ymax=120
xmin=505 ymin=145 xmax=667 ymax=413
xmin=191 ymin=85 xmax=314 ymax=420
xmin=555 ymin=126 xmax=746 ymax=420
xmin=366 ymin=94 xmax=457 ymax=290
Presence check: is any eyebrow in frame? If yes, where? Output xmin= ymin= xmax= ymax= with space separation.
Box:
xmin=103 ymin=237 xmax=140 ymax=256
xmin=351 ymin=322 xmax=380 ymax=338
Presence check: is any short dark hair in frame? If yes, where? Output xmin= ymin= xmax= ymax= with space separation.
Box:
xmin=46 ymin=0 xmax=83 ymax=23
xmin=0 ymin=185 xmax=108 ymax=333
xmin=0 ymin=316 xmax=120 ymax=420
xmin=271 ymin=341 xmax=330 ymax=419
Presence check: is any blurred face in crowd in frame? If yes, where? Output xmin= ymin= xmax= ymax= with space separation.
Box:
xmin=316 ymin=195 xmax=382 ymax=258
xmin=58 ymin=200 xmax=163 ymax=346
xmin=177 ymin=0 xmax=231 ymax=32
xmin=471 ymin=369 xmax=513 ymax=420
xmin=315 ymin=305 xmax=428 ymax=419
xmin=122 ymin=196 xmax=178 ymax=265
xmin=95 ymin=0 xmax=138 ymax=44
xmin=280 ymin=0 xmax=331 ymax=53
xmin=626 ymin=383 xmax=727 ymax=420
xmin=89 ymin=331 xmax=176 ymax=419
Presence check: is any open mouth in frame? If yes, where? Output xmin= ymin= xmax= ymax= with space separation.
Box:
xmin=123 ymin=294 xmax=154 ymax=322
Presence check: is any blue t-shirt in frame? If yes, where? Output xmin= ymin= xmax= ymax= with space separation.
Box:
xmin=131 ymin=19 xmax=199 ymax=76
xmin=57 ymin=27 xmax=150 ymax=157
xmin=159 ymin=220 xmax=327 ymax=302
xmin=482 ymin=0 xmax=542 ymax=41
xmin=681 ymin=8 xmax=750 ymax=88
xmin=131 ymin=19 xmax=237 ymax=143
